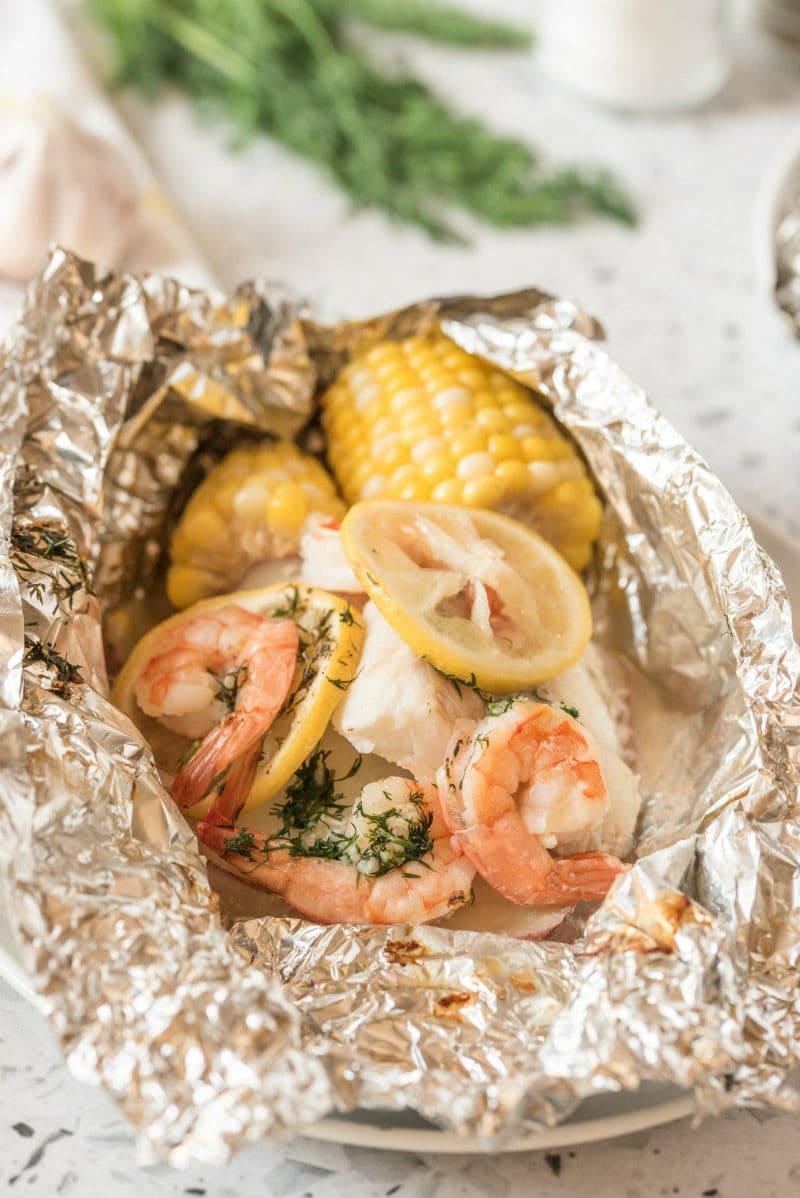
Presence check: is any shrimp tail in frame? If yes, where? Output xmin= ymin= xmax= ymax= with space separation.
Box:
xmin=171 ymin=710 xmax=264 ymax=809
xmin=195 ymin=814 xmax=230 ymax=854
xmin=211 ymin=744 xmax=263 ymax=824
xmin=537 ymin=851 xmax=627 ymax=904
xmin=196 ymin=811 xmax=269 ymax=857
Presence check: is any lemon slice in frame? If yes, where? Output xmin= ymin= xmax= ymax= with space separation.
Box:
xmin=112 ymin=582 xmax=364 ymax=817
xmin=339 ymin=501 xmax=590 ymax=692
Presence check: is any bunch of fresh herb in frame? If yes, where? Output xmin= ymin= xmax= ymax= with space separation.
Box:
xmin=88 ymin=0 xmax=635 ymax=239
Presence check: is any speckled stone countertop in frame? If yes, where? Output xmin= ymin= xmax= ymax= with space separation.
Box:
xmin=3 ymin=5 xmax=800 ymax=1195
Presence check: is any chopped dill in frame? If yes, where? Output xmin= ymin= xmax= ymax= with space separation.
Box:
xmin=280 ymin=610 xmax=337 ymax=717
xmin=421 ymin=656 xmax=477 ymax=698
xmin=271 ymin=749 xmax=351 ymax=837
xmin=272 ymin=586 xmax=305 ymax=619
xmin=268 ymin=753 xmax=433 ymax=877
xmin=214 ymin=665 xmax=247 ymax=713
xmin=11 ymin=521 xmax=91 ymax=608
xmin=559 ymin=702 xmax=580 ymax=719
xmin=484 ymin=694 xmax=515 ymax=716
xmin=347 ymin=789 xmax=434 ymax=878
xmin=23 ymin=636 xmax=83 ymax=695
xmin=339 ymin=604 xmax=356 ymax=626
xmin=224 ymin=827 xmax=258 ymax=858
xmin=326 ymin=672 xmax=358 ymax=691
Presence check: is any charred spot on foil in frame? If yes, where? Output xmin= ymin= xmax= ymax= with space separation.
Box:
xmin=383 ymin=938 xmax=426 ymax=966
xmin=509 ymin=971 xmax=538 ymax=993
xmin=433 ymin=991 xmax=473 ymax=1018
xmin=589 ymin=890 xmax=706 ymax=955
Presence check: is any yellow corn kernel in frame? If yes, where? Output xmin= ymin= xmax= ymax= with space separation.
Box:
xmin=461 ymin=475 xmax=505 ymax=508
xmin=411 ymin=436 xmax=447 ymax=462
xmin=450 ymin=432 xmax=486 ymax=458
xmin=438 ymin=404 xmax=474 ymax=429
xmin=389 ymin=390 xmax=425 ymax=416
xmin=380 ymin=441 xmax=408 ymax=471
xmin=475 ymin=407 xmax=509 ymax=433
xmin=365 ymin=343 xmax=400 ymax=368
xmin=390 ymin=463 xmax=420 ymax=491
xmin=167 ymin=565 xmax=216 ymax=611
xmin=456 ymin=451 xmax=496 ymax=481
xmin=431 ymin=478 xmax=465 ymax=504
xmin=420 ymin=453 xmax=456 ymax=484
xmin=399 ymin=478 xmax=431 ymax=501
xmin=267 ymin=482 xmax=308 ymax=535
xmin=496 ymin=459 xmax=530 ymax=490
xmin=321 ymin=332 xmax=601 ymax=567
xmin=488 ymin=433 xmax=523 ymax=461
xmin=179 ymin=505 xmax=229 ymax=547
xmin=458 ymin=367 xmax=487 ymax=388
xmin=521 ymin=435 xmax=571 ymax=463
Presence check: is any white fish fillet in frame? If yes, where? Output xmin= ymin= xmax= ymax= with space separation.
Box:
xmin=333 ymin=601 xmax=484 ymax=784
xmin=541 ymin=642 xmax=641 ymax=858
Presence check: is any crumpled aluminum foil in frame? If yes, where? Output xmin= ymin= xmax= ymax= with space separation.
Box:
xmin=1 ymin=248 xmax=799 ymax=1165
xmin=776 ymin=188 xmax=800 ymax=337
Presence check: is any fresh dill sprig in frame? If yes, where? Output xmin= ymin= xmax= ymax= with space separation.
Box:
xmin=317 ymin=0 xmax=531 ymax=47
xmin=88 ymin=0 xmax=635 ymax=240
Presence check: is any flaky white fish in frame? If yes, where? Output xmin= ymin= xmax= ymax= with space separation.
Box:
xmin=333 ymin=600 xmax=484 ymax=784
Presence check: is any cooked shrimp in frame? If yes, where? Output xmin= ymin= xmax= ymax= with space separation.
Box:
xmin=298 ymin=515 xmax=363 ymax=594
xmin=197 ymin=777 xmax=475 ymax=925
xmin=438 ymin=700 xmax=626 ymax=906
xmin=133 ymin=604 xmax=299 ymax=810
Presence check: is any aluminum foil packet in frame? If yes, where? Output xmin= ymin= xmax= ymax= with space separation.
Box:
xmin=0 ymin=248 xmax=799 ymax=1166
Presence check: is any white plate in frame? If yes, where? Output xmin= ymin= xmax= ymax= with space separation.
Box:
xmin=1 ymin=514 xmax=798 ymax=1152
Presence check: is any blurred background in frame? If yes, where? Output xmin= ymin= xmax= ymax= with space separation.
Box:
xmin=1 ymin=0 xmax=799 ymax=539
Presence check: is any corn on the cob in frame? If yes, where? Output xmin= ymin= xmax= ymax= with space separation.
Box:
xmin=167 ymin=441 xmax=344 ymax=609
xmin=321 ymin=334 xmax=601 ymax=570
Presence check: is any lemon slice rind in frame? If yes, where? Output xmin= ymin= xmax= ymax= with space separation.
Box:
xmin=339 ymin=501 xmax=591 ymax=693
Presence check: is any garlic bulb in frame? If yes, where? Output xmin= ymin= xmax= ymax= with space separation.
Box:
xmin=0 ymin=94 xmax=140 ymax=282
